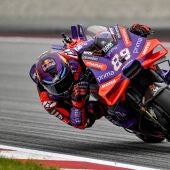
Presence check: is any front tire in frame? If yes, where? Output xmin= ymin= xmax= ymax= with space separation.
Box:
xmin=154 ymin=86 xmax=170 ymax=116
xmin=152 ymin=86 xmax=170 ymax=141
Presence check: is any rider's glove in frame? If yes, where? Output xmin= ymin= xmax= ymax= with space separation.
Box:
xmin=73 ymin=81 xmax=88 ymax=97
xmin=129 ymin=24 xmax=151 ymax=37
xmin=71 ymin=81 xmax=89 ymax=108
xmin=42 ymin=101 xmax=57 ymax=110
xmin=70 ymin=108 xmax=82 ymax=126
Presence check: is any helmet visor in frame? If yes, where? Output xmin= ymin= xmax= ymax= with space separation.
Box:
xmin=42 ymin=69 xmax=73 ymax=96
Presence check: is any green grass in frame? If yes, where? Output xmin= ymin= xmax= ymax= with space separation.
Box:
xmin=0 ymin=157 xmax=59 ymax=170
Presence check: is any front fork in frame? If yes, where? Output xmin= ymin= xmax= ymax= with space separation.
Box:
xmin=140 ymin=106 xmax=168 ymax=134
xmin=125 ymin=68 xmax=169 ymax=133
xmin=140 ymin=75 xmax=170 ymax=136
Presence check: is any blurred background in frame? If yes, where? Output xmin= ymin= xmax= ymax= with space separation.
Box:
xmin=0 ymin=0 xmax=170 ymax=38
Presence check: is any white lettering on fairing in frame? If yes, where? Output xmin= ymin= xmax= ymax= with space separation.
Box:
xmin=133 ymin=37 xmax=143 ymax=54
xmin=97 ymin=71 xmax=115 ymax=82
xmin=101 ymin=79 xmax=116 ymax=89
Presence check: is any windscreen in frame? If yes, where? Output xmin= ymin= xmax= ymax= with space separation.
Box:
xmin=86 ymin=25 xmax=108 ymax=38
xmin=85 ymin=25 xmax=117 ymax=53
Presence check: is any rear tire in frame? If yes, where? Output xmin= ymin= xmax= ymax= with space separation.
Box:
xmin=136 ymin=134 xmax=165 ymax=143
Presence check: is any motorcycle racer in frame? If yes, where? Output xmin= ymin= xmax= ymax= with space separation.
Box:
xmin=29 ymin=24 xmax=153 ymax=129
xmin=30 ymin=50 xmax=105 ymax=129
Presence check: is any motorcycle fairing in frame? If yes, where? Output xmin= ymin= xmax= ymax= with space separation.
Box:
xmin=82 ymin=26 xmax=148 ymax=106
xmin=137 ymin=39 xmax=168 ymax=68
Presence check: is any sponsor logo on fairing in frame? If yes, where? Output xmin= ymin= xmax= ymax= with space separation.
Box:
xmin=113 ymin=26 xmax=121 ymax=39
xmin=102 ymin=42 xmax=114 ymax=53
xmin=120 ymin=27 xmax=132 ymax=47
xmin=82 ymin=55 xmax=99 ymax=61
xmin=64 ymin=49 xmax=75 ymax=55
xmin=74 ymin=42 xmax=88 ymax=52
xmin=142 ymin=41 xmax=151 ymax=55
xmin=101 ymin=79 xmax=116 ymax=89
xmin=84 ymin=60 xmax=107 ymax=71
xmin=97 ymin=71 xmax=115 ymax=83
xmin=64 ymin=49 xmax=78 ymax=59
xmin=133 ymin=37 xmax=143 ymax=54
xmin=74 ymin=44 xmax=83 ymax=51
xmin=83 ymin=51 xmax=93 ymax=55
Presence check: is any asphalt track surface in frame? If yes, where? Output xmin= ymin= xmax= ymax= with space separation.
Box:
xmin=0 ymin=37 xmax=170 ymax=170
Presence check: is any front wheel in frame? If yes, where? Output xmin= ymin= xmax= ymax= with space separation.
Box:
xmin=151 ymin=86 xmax=170 ymax=141
xmin=153 ymin=86 xmax=170 ymax=116
xmin=136 ymin=134 xmax=165 ymax=143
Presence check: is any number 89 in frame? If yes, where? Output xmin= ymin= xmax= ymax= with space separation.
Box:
xmin=111 ymin=48 xmax=131 ymax=71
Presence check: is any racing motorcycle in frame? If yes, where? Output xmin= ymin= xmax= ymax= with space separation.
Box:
xmin=53 ymin=24 xmax=170 ymax=143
